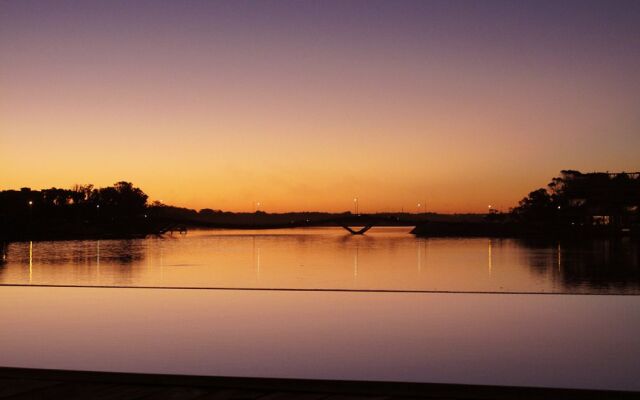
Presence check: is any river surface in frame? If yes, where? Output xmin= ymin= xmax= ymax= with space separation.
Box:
xmin=2 ymin=228 xmax=640 ymax=391
xmin=1 ymin=287 xmax=639 ymax=391
xmin=1 ymin=227 xmax=639 ymax=293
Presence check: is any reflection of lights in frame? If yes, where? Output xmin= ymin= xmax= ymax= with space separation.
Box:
xmin=29 ymin=241 xmax=33 ymax=284
xmin=160 ymin=244 xmax=164 ymax=282
xmin=257 ymin=247 xmax=261 ymax=277
xmin=488 ymin=240 xmax=493 ymax=275
xmin=557 ymin=243 xmax=562 ymax=272
xmin=419 ymin=238 xmax=428 ymax=273
xmin=96 ymin=240 xmax=101 ymax=281
xmin=253 ymin=236 xmax=261 ymax=281
xmin=354 ymin=246 xmax=359 ymax=279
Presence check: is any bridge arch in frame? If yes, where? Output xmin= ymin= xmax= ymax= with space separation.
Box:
xmin=341 ymin=225 xmax=373 ymax=235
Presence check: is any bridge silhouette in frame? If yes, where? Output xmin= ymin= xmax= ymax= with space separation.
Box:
xmin=156 ymin=214 xmax=423 ymax=235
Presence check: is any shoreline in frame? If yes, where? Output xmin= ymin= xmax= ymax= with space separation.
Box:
xmin=2 ymin=220 xmax=639 ymax=243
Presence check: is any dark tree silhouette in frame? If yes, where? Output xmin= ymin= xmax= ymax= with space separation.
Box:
xmin=511 ymin=170 xmax=640 ymax=228
xmin=0 ymin=182 xmax=150 ymax=240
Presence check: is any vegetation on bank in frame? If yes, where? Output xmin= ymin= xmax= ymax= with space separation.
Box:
xmin=2 ymin=170 xmax=639 ymax=241
xmin=0 ymin=181 xmax=478 ymax=241
xmin=510 ymin=170 xmax=639 ymax=228
xmin=414 ymin=170 xmax=640 ymax=237
xmin=0 ymin=182 xmax=150 ymax=241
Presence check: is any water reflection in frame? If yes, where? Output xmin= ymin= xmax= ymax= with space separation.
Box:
xmin=253 ymin=235 xmax=261 ymax=282
xmin=2 ymin=287 xmax=639 ymax=391
xmin=0 ymin=228 xmax=638 ymax=294
xmin=514 ymin=238 xmax=640 ymax=292
xmin=1 ymin=238 xmax=147 ymax=286
xmin=29 ymin=241 xmax=32 ymax=284
xmin=488 ymin=239 xmax=492 ymax=276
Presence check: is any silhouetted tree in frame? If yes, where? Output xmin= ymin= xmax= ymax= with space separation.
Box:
xmin=512 ymin=170 xmax=640 ymax=227
xmin=0 ymin=182 xmax=150 ymax=240
xmin=512 ymin=188 xmax=557 ymax=223
xmin=93 ymin=182 xmax=148 ymax=218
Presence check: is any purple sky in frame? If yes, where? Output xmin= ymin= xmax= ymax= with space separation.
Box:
xmin=1 ymin=0 xmax=639 ymax=212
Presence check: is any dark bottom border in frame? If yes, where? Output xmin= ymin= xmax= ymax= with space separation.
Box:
xmin=0 ymin=367 xmax=637 ymax=399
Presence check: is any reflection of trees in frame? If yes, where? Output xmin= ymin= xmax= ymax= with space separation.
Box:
xmin=0 ymin=239 xmax=147 ymax=285
xmin=0 ymin=242 xmax=7 ymax=265
xmin=517 ymin=238 xmax=640 ymax=292
xmin=3 ymin=239 xmax=146 ymax=266
xmin=104 ymin=240 xmax=146 ymax=265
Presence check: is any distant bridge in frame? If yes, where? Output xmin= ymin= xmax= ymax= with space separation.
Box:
xmin=321 ymin=215 xmax=419 ymax=235
xmin=155 ymin=215 xmax=423 ymax=236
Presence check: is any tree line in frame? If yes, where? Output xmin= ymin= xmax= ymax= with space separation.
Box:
xmin=510 ymin=170 xmax=640 ymax=227
xmin=0 ymin=182 xmax=149 ymax=240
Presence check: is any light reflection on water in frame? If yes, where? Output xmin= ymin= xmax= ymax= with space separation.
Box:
xmin=1 ymin=230 xmax=640 ymax=391
xmin=1 ymin=227 xmax=639 ymax=294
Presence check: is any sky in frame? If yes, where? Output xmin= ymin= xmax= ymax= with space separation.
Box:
xmin=1 ymin=0 xmax=639 ymax=213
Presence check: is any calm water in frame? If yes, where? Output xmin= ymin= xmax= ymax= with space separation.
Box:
xmin=2 ymin=228 xmax=640 ymax=391
xmin=1 ymin=227 xmax=639 ymax=293
xmin=1 ymin=287 xmax=639 ymax=391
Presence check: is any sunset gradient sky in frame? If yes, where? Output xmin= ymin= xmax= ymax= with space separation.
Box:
xmin=1 ymin=0 xmax=639 ymax=212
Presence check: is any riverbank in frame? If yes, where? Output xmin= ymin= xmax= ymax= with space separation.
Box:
xmin=410 ymin=221 xmax=640 ymax=238
xmin=0 ymin=212 xmax=463 ymax=242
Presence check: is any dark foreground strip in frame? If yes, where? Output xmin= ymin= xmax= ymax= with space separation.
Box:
xmin=0 ymin=367 xmax=638 ymax=400
xmin=0 ymin=283 xmax=637 ymax=296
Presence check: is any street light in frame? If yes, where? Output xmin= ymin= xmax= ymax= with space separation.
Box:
xmin=417 ymin=203 xmax=421 ymax=214
xmin=353 ymin=198 xmax=358 ymax=215
xmin=27 ymin=200 xmax=34 ymax=231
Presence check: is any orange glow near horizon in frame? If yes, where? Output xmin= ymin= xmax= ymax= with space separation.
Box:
xmin=1 ymin=1 xmax=639 ymax=213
